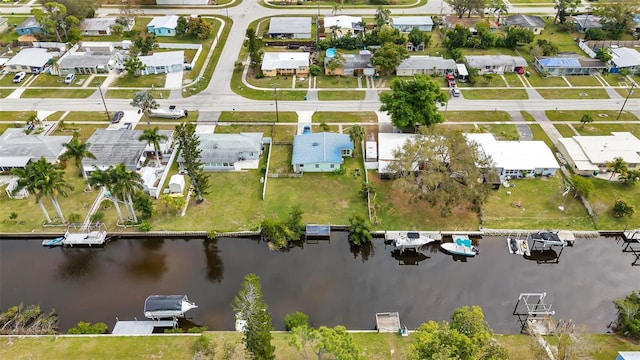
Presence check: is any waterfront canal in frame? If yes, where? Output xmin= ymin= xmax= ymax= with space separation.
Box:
xmin=0 ymin=234 xmax=638 ymax=333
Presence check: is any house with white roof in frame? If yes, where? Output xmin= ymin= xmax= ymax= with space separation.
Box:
xmin=617 ymin=352 xmax=640 ymax=360
xmin=268 ymin=17 xmax=312 ymax=39
xmin=557 ymin=132 xmax=640 ymax=176
xmin=261 ymin=52 xmax=309 ymax=77
xmin=138 ymin=51 xmax=184 ymax=75
xmin=377 ymin=133 xmax=417 ymax=175
xmin=156 ymin=0 xmax=208 ymax=4
xmin=0 ymin=128 xmax=72 ymax=172
xmin=4 ymin=48 xmax=54 ymax=73
xmin=465 ymin=55 xmax=528 ymax=75
xmin=147 ymin=15 xmax=179 ymax=37
xmin=610 ymin=47 xmax=640 ymax=73
xmin=391 ymin=16 xmax=434 ymax=32
xmin=185 ymin=132 xmax=264 ymax=171
xmin=324 ymin=15 xmax=363 ymax=37
xmin=292 ymin=132 xmax=353 ymax=173
xmin=464 ymin=133 xmax=559 ymax=179
xmin=396 ymin=56 xmax=457 ymax=76
xmin=504 ymin=14 xmax=546 ymax=35
xmin=80 ymin=17 xmax=120 ymax=36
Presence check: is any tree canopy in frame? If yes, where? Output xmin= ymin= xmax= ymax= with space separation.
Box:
xmin=288 ymin=324 xmax=362 ymax=360
xmin=614 ymin=290 xmax=640 ymax=339
xmin=370 ymin=42 xmax=408 ymax=75
xmin=232 ymin=273 xmax=275 ymax=360
xmin=593 ymin=0 xmax=640 ymax=39
xmin=379 ymin=75 xmax=447 ymax=129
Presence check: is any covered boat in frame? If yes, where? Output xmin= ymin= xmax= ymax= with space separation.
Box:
xmin=392 ymin=232 xmax=437 ymax=253
xmin=144 ymin=295 xmax=198 ymax=319
xmin=440 ymin=235 xmax=479 ymax=257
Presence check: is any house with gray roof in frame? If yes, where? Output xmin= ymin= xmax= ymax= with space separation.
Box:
xmin=571 ymin=15 xmax=602 ymax=33
xmin=504 ymin=15 xmax=546 ymax=35
xmin=324 ymin=49 xmax=375 ymax=76
xmin=138 ymin=51 xmax=184 ymax=75
xmin=292 ymin=132 xmax=353 ymax=173
xmin=465 ymin=55 xmax=528 ymax=75
xmin=82 ymin=129 xmax=173 ymax=176
xmin=391 ymin=16 xmax=433 ymax=32
xmin=184 ymin=132 xmax=264 ymax=171
xmin=4 ymin=48 xmax=54 ymax=73
xmin=56 ymin=51 xmax=121 ymax=75
xmin=534 ymin=56 xmax=605 ymax=76
xmin=268 ymin=17 xmax=312 ymax=39
xmin=0 ymin=128 xmax=72 ymax=172
xmin=396 ymin=56 xmax=457 ymax=76
xmin=80 ymin=17 xmax=118 ymax=36
xmin=610 ymin=47 xmax=640 ymax=73
xmin=16 ymin=17 xmax=42 ymax=36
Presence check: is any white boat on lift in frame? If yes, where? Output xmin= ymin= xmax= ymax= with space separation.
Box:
xmin=392 ymin=232 xmax=439 ymax=253
xmin=531 ymin=230 xmax=574 ymax=248
xmin=507 ymin=235 xmax=531 ymax=256
xmin=440 ymin=234 xmax=479 ymax=257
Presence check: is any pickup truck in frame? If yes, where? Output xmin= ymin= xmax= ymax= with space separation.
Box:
xmin=149 ymin=105 xmax=188 ymax=119
xmin=446 ymin=74 xmax=456 ymax=88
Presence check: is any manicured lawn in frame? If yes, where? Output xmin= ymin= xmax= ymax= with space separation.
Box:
xmin=537 ymin=88 xmax=609 ymax=99
xmin=272 ymin=125 xmax=297 ymax=142
xmin=88 ymin=76 xmax=107 ymax=88
xmin=0 ymin=111 xmax=36 ymax=121
xmin=232 ymin=69 xmax=307 ymax=100
xmin=555 ymin=123 xmax=577 ymax=137
xmin=0 ymin=16 xmax=27 ymax=44
xmin=61 ymin=112 xmax=111 ymax=122
xmin=529 ymin=124 xmax=556 ymax=151
xmin=566 ymin=76 xmax=602 ymax=87
xmin=312 ymin=111 xmax=377 ymax=123
xmin=218 ymin=111 xmax=297 ymax=123
xmin=105 ymin=90 xmax=170 ymax=99
xmin=457 ymin=75 xmax=506 ymax=88
xmin=546 ymin=110 xmax=637 ymax=121
xmin=520 ymin=111 xmax=535 ymax=122
xmin=29 ymin=74 xmax=90 ymax=87
xmin=576 ymin=123 xmax=640 ymax=138
xmin=461 ymin=89 xmax=528 ymax=100
xmin=601 ymin=73 xmax=630 ymax=87
xmin=526 ymin=74 xmax=570 ymax=87
xmin=21 ymin=89 xmax=95 ymax=98
xmin=480 ymin=124 xmax=520 ymax=140
xmin=535 ymin=22 xmax=583 ymax=52
xmin=586 ymin=178 xmax=640 ymax=230
xmin=615 ymin=87 xmax=640 ymax=98
xmin=214 ymin=124 xmax=274 ymax=135
xmin=503 ymin=73 xmax=525 ymax=87
xmin=445 ymin=111 xmax=511 ymax=122
xmin=315 ymin=74 xmax=359 ymax=88
xmin=318 ymin=91 xmax=366 ymax=100
xmin=52 ymin=124 xmax=109 ymax=142
xmin=110 ymin=74 xmax=167 ymax=88
xmin=0 ymin=73 xmax=25 ymax=86
xmin=483 ymin=175 xmax=593 ymax=230
xmin=246 ymin=74 xmax=297 ymax=89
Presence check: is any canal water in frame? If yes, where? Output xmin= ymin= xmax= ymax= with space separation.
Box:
xmin=0 ymin=234 xmax=638 ymax=333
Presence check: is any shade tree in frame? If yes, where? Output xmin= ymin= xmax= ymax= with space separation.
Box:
xmin=379 ymin=74 xmax=447 ymax=129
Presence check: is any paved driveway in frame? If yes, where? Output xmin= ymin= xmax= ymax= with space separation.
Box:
xmin=165 ymin=72 xmax=183 ymax=89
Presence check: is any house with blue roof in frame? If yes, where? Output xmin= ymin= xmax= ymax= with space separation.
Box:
xmin=16 ymin=17 xmax=42 ymax=36
xmin=292 ymin=132 xmax=353 ymax=173
xmin=147 ymin=15 xmax=179 ymax=37
xmin=533 ymin=56 xmax=605 ymax=76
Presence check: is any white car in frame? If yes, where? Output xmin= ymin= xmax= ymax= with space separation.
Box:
xmin=64 ymin=73 xmax=76 ymax=84
xmin=12 ymin=72 xmax=26 ymax=83
xmin=451 ymin=88 xmax=461 ymax=97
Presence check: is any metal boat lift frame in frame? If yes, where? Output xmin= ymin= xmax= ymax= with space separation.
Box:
xmin=513 ymin=292 xmax=556 ymax=333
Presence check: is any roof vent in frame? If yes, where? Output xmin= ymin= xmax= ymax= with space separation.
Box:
xmin=312 ymin=142 xmax=319 ymax=147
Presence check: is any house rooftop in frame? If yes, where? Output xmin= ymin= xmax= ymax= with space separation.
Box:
xmin=292 ymin=132 xmax=353 ymax=164
xmin=0 ymin=128 xmax=72 ymax=165
xmin=262 ymin=52 xmax=309 ymax=71
xmin=560 ymin=132 xmax=640 ymax=165
xmin=196 ymin=132 xmax=263 ymax=163
xmin=16 ymin=16 xmax=40 ymax=30
xmin=391 ymin=16 xmax=434 ymax=26
xmin=504 ymin=14 xmax=546 ymax=28
xmin=139 ymin=51 xmax=184 ymax=68
xmin=268 ymin=17 xmax=311 ymax=34
xmin=464 ymin=133 xmax=559 ymax=171
xmin=148 ymin=15 xmax=179 ymax=29
xmin=58 ymin=52 xmax=119 ymax=68
xmin=611 ymin=47 xmax=640 ymax=68
xmin=5 ymin=48 xmax=52 ymax=68
xmin=377 ymin=133 xmax=417 ymax=173
xmin=80 ymin=17 xmax=117 ymax=32
xmin=324 ymin=15 xmax=363 ymax=30
xmin=572 ymin=15 xmax=602 ymax=29
xmin=83 ymin=129 xmax=149 ymax=170
xmin=397 ymin=56 xmax=456 ymax=70
xmin=465 ymin=55 xmax=528 ymax=68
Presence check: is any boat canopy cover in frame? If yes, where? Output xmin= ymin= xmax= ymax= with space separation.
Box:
xmin=144 ymin=295 xmax=189 ymax=313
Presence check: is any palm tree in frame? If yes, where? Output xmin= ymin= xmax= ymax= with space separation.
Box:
xmin=61 ymin=136 xmax=96 ymax=177
xmin=130 ymin=90 xmax=159 ymax=127
xmin=112 ymin=163 xmax=143 ymax=223
xmin=608 ymin=157 xmax=628 ymax=181
xmin=348 ymin=124 xmax=365 ymax=146
xmin=139 ymin=127 xmax=168 ymax=167
xmin=490 ymin=0 xmax=508 ymax=23
xmin=375 ymin=7 xmax=391 ymax=28
xmin=331 ymin=1 xmax=342 ymax=16
xmin=11 ymin=164 xmax=52 ymax=223
xmin=87 ymin=169 xmax=124 ymax=223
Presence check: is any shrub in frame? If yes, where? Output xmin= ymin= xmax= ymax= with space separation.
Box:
xmin=90 ymin=211 xmax=104 ymax=223
xmin=67 ymin=213 xmax=81 ymax=223
xmin=284 ymin=311 xmax=309 ymax=331
xmin=188 ymin=326 xmax=208 ymax=333
xmin=67 ymin=321 xmax=108 ymax=334
xmin=193 ymin=335 xmax=215 ymax=357
xmin=139 ymin=220 xmax=152 ymax=232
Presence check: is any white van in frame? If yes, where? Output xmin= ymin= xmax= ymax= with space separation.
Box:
xmin=64 ymin=73 xmax=76 ymax=84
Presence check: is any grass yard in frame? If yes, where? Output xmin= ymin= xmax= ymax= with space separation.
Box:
xmin=503 ymin=73 xmax=525 ymax=87
xmin=445 ymin=111 xmax=511 ymax=122
xmin=52 ymin=124 xmax=109 ymax=142
xmin=315 ymin=74 xmax=359 ymax=88
xmin=546 ymin=110 xmax=637 ymax=121
xmin=272 ymin=125 xmax=297 ymax=142
xmin=0 ymin=111 xmax=37 ymax=121
xmin=555 ymin=123 xmax=578 ymax=137
xmin=566 ymin=76 xmax=602 ymax=87
xmin=457 ymin=75 xmax=507 ymax=88
xmin=601 ymin=73 xmax=630 ymax=87
xmin=529 ymin=123 xmax=556 ymax=151
xmin=576 ymin=123 xmax=640 ymax=138
xmin=537 ymin=88 xmax=610 ymax=99
xmin=312 ymin=111 xmax=377 ymax=123
xmin=232 ymin=68 xmax=307 ymax=100
xmin=477 ymin=124 xmax=520 ymax=140
xmin=615 ymin=88 xmax=640 ymax=98
xmin=29 ymin=74 xmax=90 ymax=87
xmin=214 ymin=124 xmax=273 ymax=135
xmin=586 ymin=178 xmax=640 ymax=230
xmin=218 ymin=111 xmax=297 ymax=123
xmin=318 ymin=91 xmax=366 ymax=100
xmin=110 ymin=74 xmax=167 ymax=88
xmin=105 ymin=90 xmax=170 ymax=99
xmin=520 ymin=111 xmax=535 ymax=122
xmin=269 ymin=144 xmax=293 ymax=174
xmin=61 ymin=112 xmax=111 ymax=122
xmin=526 ymin=74 xmax=570 ymax=87
xmin=483 ymin=175 xmax=593 ymax=230
xmin=21 ymin=89 xmax=95 ymax=98
xmin=246 ymin=74 xmax=297 ymax=89
xmin=461 ymin=89 xmax=528 ymax=100
xmin=0 ymin=73 xmax=22 ymax=87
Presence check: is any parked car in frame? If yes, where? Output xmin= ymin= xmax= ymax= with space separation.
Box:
xmin=451 ymin=88 xmax=461 ymax=97
xmin=12 ymin=72 xmax=26 ymax=83
xmin=302 ymin=125 xmax=311 ymax=134
xmin=64 ymin=73 xmax=76 ymax=84
xmin=111 ymin=111 xmax=124 ymax=123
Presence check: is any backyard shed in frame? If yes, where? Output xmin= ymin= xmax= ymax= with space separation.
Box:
xmin=168 ymin=174 xmax=185 ymax=194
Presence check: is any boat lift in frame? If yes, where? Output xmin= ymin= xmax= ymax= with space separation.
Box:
xmin=513 ymin=292 xmax=557 ymax=335
xmin=619 ymin=227 xmax=640 ymax=266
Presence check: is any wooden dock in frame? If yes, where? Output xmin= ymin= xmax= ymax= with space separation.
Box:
xmin=376 ymin=312 xmax=401 ymax=332
xmin=62 ymin=230 xmax=108 ymax=247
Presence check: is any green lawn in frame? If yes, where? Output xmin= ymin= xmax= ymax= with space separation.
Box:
xmin=0 ymin=16 xmax=27 ymax=44
xmin=586 ymin=178 xmax=640 ymax=230
xmin=601 ymin=73 xmax=630 ymax=87
xmin=0 ymin=111 xmax=37 ymax=121
xmin=215 ymin=125 xmax=274 ymax=135
xmin=520 ymin=111 xmax=535 ymax=122
xmin=545 ymin=110 xmax=638 ymax=121
xmin=61 ymin=112 xmax=111 ymax=122
xmin=503 ymin=73 xmax=525 ymax=87
xmin=445 ymin=111 xmax=511 ymax=122
xmin=272 ymin=125 xmax=297 ymax=142
xmin=0 ymin=73 xmax=27 ymax=86
xmin=576 ymin=123 xmax=640 ymax=138
xmin=52 ymin=124 xmax=109 ymax=142
xmin=529 ymin=123 xmax=556 ymax=151
xmin=478 ymin=124 xmax=520 ymax=140
xmin=555 ymin=123 xmax=577 ymax=137
xmin=109 ymin=74 xmax=167 ymax=88
xmin=312 ymin=112 xmax=377 ymax=123
xmin=483 ymin=175 xmax=593 ymax=230
xmin=315 ymin=74 xmax=359 ymax=88
xmin=615 ymin=88 xmax=640 ymax=98
xmin=105 ymin=90 xmax=170 ymax=99
xmin=526 ymin=74 xmax=570 ymax=87
xmin=537 ymin=88 xmax=610 ymax=99
xmin=318 ymin=91 xmax=366 ymax=100
xmin=29 ymin=74 xmax=90 ymax=87
xmin=20 ymin=89 xmax=95 ymax=98
xmin=461 ymin=89 xmax=528 ymax=100
xmin=218 ymin=111 xmax=297 ymax=123
xmin=232 ymin=68 xmax=307 ymax=100
xmin=246 ymin=74 xmax=298 ymax=89
xmin=457 ymin=75 xmax=507 ymax=88
xmin=566 ymin=76 xmax=602 ymax=87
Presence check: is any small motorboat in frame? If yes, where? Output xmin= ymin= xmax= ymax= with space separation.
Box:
xmin=41 ymin=236 xmax=65 ymax=247
xmin=392 ymin=232 xmax=437 ymax=253
xmin=440 ymin=235 xmax=479 ymax=257
xmin=507 ymin=236 xmax=531 ymax=256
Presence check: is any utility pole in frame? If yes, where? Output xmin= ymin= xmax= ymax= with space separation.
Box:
xmin=273 ymin=84 xmax=279 ymax=122
xmin=316 ymin=0 xmax=320 ymax=46
xmin=617 ymin=82 xmax=635 ymax=120
xmin=97 ymin=82 xmax=111 ymax=122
